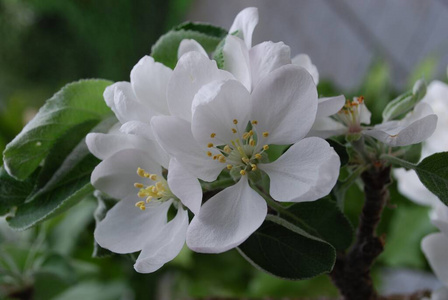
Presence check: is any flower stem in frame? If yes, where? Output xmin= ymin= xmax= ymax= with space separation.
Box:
xmin=330 ymin=165 xmax=391 ymax=300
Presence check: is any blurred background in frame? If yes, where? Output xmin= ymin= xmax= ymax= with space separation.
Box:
xmin=1 ymin=0 xmax=447 ymax=299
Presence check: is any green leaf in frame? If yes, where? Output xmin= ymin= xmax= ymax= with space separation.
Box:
xmin=282 ymin=198 xmax=353 ymax=251
xmin=3 ymin=79 xmax=113 ymax=180
xmin=382 ymin=79 xmax=426 ymax=122
xmin=414 ymin=152 xmax=448 ymax=205
xmin=0 ymin=166 xmax=37 ymax=215
xmin=151 ymin=22 xmax=227 ymax=69
xmin=237 ymin=215 xmax=336 ymax=280
xmin=383 ymin=152 xmax=448 ymax=205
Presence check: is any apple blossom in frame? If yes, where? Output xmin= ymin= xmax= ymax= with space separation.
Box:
xmin=152 ymin=64 xmax=340 ymax=253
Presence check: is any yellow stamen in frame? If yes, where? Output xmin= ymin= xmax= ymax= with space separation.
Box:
xmin=251 ymin=164 xmax=257 ymax=171
xmin=224 ymin=145 xmax=231 ymax=153
xmin=262 ymin=131 xmax=269 ymax=137
xmin=249 ymin=139 xmax=255 ymax=146
xmin=135 ymin=201 xmax=145 ymax=207
xmin=210 ymin=133 xmax=216 ymax=138
xmin=242 ymin=157 xmax=250 ymax=164
xmin=213 ymin=155 xmax=218 ymax=160
xmin=227 ymin=164 xmax=233 ymax=170
xmin=233 ymin=119 xmax=238 ymax=124
xmin=137 ymin=167 xmax=146 ymax=177
xmin=248 ymin=130 xmax=254 ymax=136
xmin=207 ymin=151 xmax=212 ymax=157
xmin=146 ymin=196 xmax=153 ymax=203
xmin=255 ymin=153 xmax=262 ymax=159
xmin=232 ymin=128 xmax=237 ymax=134
xmin=263 ymin=145 xmax=269 ymax=151
xmin=207 ymin=143 xmax=214 ymax=148
xmin=251 ymin=120 xmax=258 ymax=125
xmin=134 ymin=183 xmax=144 ymax=188
xmin=242 ymin=132 xmax=250 ymax=139
xmin=149 ymin=174 xmax=157 ymax=181
xmin=240 ymin=170 xmax=246 ymax=175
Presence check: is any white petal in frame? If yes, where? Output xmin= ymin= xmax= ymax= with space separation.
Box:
xmin=251 ymin=65 xmax=318 ymax=146
xmin=191 ymin=80 xmax=251 ymax=146
xmin=86 ymin=132 xmax=161 ymax=163
xmin=94 ymin=197 xmax=172 ymax=254
xmin=249 ymin=41 xmax=291 ymax=91
xmin=167 ymin=51 xmax=233 ymax=122
xmin=367 ymin=116 xmax=438 ymax=146
xmin=91 ymin=148 xmax=162 ymax=199
xmin=393 ymin=168 xmax=439 ymax=206
xmin=120 ymin=120 xmax=155 ymax=141
xmin=228 ymin=7 xmax=258 ymax=48
xmin=222 ymin=35 xmax=251 ymax=91
xmin=186 ymin=176 xmax=266 ymax=253
xmin=259 ymin=137 xmax=340 ymax=202
xmin=292 ymin=54 xmax=319 ymax=85
xmin=316 ymin=95 xmax=345 ymax=119
xmin=359 ymin=103 xmax=372 ymax=125
xmin=307 ymin=116 xmax=347 ymax=139
xmin=167 ymin=158 xmax=202 ymax=215
xmin=130 ymin=55 xmax=172 ymax=115
xmin=151 ymin=116 xmax=223 ymax=182
xmin=431 ymin=203 xmax=448 ymax=237
xmin=178 ymin=39 xmax=208 ymax=59
xmin=421 ymin=233 xmax=448 ymax=287
xmin=112 ymin=82 xmax=158 ymax=124
xmin=134 ymin=206 xmax=188 ymax=273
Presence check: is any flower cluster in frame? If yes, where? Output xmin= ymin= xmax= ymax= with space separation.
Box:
xmin=86 ymin=7 xmax=341 ymax=272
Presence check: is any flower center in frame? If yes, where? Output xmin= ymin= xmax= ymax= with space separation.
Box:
xmin=206 ymin=119 xmax=269 ymax=176
xmin=337 ymin=96 xmax=365 ymax=133
xmin=133 ymin=167 xmax=174 ymax=211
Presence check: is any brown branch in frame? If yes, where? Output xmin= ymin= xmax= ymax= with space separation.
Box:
xmin=330 ymin=164 xmax=391 ymax=300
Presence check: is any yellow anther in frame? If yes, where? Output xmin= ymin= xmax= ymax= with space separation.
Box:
xmin=213 ymin=155 xmax=218 ymax=160
xmin=138 ymin=191 xmax=146 ymax=198
xmin=207 ymin=151 xmax=212 ymax=157
xmin=233 ymin=119 xmax=238 ymax=124
xmin=146 ymin=196 xmax=153 ymax=203
xmin=262 ymin=131 xmax=269 ymax=137
xmin=251 ymin=120 xmax=258 ymax=125
xmin=134 ymin=183 xmax=144 ymax=188
xmin=156 ymin=181 xmax=164 ymax=190
xmin=137 ymin=167 xmax=146 ymax=177
xmin=151 ymin=186 xmax=158 ymax=193
xmin=210 ymin=133 xmax=216 ymax=138
xmin=251 ymin=164 xmax=257 ymax=171
xmin=227 ymin=164 xmax=233 ymax=170
xmin=207 ymin=143 xmax=214 ymax=148
xmin=140 ymin=205 xmax=146 ymax=211
xmin=242 ymin=132 xmax=250 ymax=139
xmin=144 ymin=172 xmax=150 ymax=178
xmin=149 ymin=174 xmax=157 ymax=181
xmin=224 ymin=145 xmax=231 ymax=153
xmin=218 ymin=156 xmax=226 ymax=163
xmin=242 ymin=157 xmax=250 ymax=164
xmin=255 ymin=153 xmax=262 ymax=159
xmin=240 ymin=170 xmax=247 ymax=175
xmin=263 ymin=145 xmax=269 ymax=150
xmin=232 ymin=128 xmax=237 ymax=134
xmin=135 ymin=201 xmax=145 ymax=207
xmin=249 ymin=130 xmax=254 ymax=136
xmin=249 ymin=139 xmax=255 ymax=146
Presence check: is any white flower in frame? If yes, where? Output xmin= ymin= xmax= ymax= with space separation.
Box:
xmin=152 ymin=64 xmax=340 ymax=253
xmin=310 ymin=94 xmax=438 ymax=147
xmin=86 ymin=53 xmax=211 ymax=273
xmin=394 ymin=81 xmax=448 ymax=206
xmin=292 ymin=54 xmax=319 ymax=85
xmin=421 ymin=203 xmax=448 ymax=297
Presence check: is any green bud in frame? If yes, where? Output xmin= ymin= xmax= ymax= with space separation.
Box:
xmin=382 ymin=79 xmax=427 ymax=122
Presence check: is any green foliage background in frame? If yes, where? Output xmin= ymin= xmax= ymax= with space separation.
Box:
xmin=0 ymin=0 xmax=444 ymax=299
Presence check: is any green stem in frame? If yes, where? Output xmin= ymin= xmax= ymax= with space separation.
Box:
xmin=381 ymin=154 xmax=416 ymax=170
xmin=201 ymin=177 xmax=235 ymax=191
